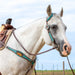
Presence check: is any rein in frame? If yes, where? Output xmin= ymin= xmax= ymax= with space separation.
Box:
xmin=7 ymin=30 xmax=56 ymax=75
xmin=12 ymin=31 xmax=56 ymax=56
xmin=67 ymin=56 xmax=75 ymax=75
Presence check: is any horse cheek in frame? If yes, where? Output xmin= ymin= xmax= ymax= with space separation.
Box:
xmin=42 ymin=29 xmax=52 ymax=45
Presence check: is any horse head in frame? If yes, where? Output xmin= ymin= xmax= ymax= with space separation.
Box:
xmin=43 ymin=5 xmax=71 ymax=57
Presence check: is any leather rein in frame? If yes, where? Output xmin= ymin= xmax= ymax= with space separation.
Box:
xmin=12 ymin=31 xmax=56 ymax=75
xmin=12 ymin=31 xmax=56 ymax=56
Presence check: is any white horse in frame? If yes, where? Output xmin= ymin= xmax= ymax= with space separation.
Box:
xmin=0 ymin=5 xmax=71 ymax=75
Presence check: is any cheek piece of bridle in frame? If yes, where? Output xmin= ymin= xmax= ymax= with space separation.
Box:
xmin=46 ymin=13 xmax=54 ymax=42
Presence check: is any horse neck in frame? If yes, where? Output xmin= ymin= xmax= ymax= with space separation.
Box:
xmin=14 ymin=18 xmax=46 ymax=59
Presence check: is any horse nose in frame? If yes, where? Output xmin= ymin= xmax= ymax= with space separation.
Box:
xmin=62 ymin=43 xmax=71 ymax=56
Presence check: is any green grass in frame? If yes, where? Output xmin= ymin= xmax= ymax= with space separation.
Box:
xmin=32 ymin=70 xmax=75 ymax=75
xmin=36 ymin=69 xmax=75 ymax=72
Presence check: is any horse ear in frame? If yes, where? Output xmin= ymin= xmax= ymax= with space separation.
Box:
xmin=47 ymin=5 xmax=52 ymax=16
xmin=60 ymin=8 xmax=63 ymax=17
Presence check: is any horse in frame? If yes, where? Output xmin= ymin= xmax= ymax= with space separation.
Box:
xmin=0 ymin=5 xmax=71 ymax=75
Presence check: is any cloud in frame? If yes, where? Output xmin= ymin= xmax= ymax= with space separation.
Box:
xmin=0 ymin=0 xmax=36 ymax=14
xmin=0 ymin=0 xmax=36 ymax=7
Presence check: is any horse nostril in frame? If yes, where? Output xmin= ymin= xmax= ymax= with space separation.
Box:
xmin=64 ymin=45 xmax=67 ymax=51
xmin=62 ymin=43 xmax=71 ymax=56
xmin=64 ymin=45 xmax=69 ymax=54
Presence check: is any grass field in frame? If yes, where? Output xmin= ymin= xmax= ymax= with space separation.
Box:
xmin=32 ymin=70 xmax=75 ymax=75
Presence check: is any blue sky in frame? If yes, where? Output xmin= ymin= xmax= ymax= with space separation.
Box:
xmin=0 ymin=0 xmax=75 ymax=70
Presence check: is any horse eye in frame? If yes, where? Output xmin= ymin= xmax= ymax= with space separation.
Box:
xmin=51 ymin=25 xmax=58 ymax=30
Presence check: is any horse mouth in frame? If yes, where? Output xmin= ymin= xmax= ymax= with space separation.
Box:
xmin=53 ymin=44 xmax=70 ymax=57
xmin=53 ymin=39 xmax=71 ymax=57
xmin=57 ymin=45 xmax=71 ymax=57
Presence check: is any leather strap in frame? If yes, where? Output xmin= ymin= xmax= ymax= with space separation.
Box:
xmin=13 ymin=31 xmax=56 ymax=56
xmin=7 ymin=46 xmax=35 ymax=65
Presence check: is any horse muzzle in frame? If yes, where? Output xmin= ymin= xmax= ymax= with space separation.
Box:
xmin=54 ymin=40 xmax=71 ymax=57
xmin=61 ymin=42 xmax=71 ymax=57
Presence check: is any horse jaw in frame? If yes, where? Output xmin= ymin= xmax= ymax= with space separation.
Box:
xmin=42 ymin=28 xmax=52 ymax=45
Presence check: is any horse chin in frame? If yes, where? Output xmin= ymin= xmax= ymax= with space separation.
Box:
xmin=59 ymin=49 xmax=70 ymax=57
xmin=60 ymin=53 xmax=69 ymax=57
xmin=54 ymin=45 xmax=70 ymax=57
xmin=52 ymin=43 xmax=70 ymax=57
xmin=61 ymin=51 xmax=70 ymax=57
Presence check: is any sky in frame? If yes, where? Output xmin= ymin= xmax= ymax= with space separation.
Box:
xmin=0 ymin=0 xmax=75 ymax=70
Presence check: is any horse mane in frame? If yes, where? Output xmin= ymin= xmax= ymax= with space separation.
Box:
xmin=16 ymin=18 xmax=46 ymax=35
